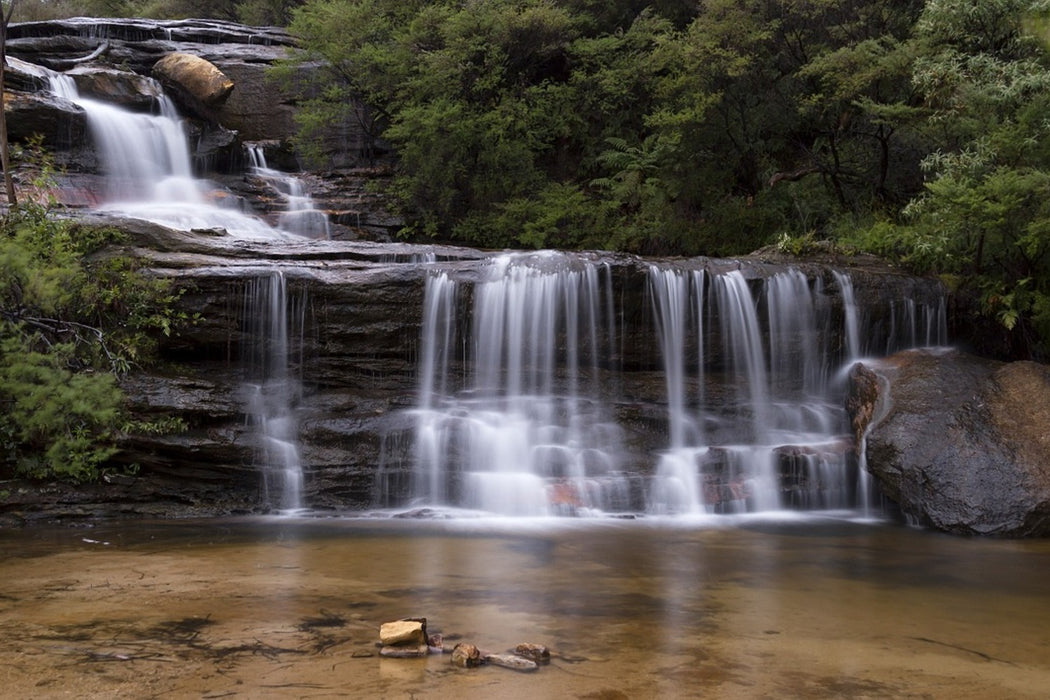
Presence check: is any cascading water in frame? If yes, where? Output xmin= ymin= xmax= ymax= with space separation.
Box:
xmin=28 ymin=57 xmax=951 ymax=521
xmin=648 ymin=266 xmax=852 ymax=515
xmin=648 ymin=268 xmax=706 ymax=514
xmin=243 ymin=271 xmax=306 ymax=512
xmin=391 ymin=252 xmax=628 ymax=516
xmin=246 ymin=144 xmax=331 ymax=238
xmin=41 ymin=63 xmax=312 ymax=509
xmin=387 ymin=256 xmax=948 ymax=518
xmin=45 ymin=69 xmax=278 ymax=237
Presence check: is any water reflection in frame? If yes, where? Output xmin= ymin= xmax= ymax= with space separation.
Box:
xmin=2 ymin=517 xmax=1049 ymax=698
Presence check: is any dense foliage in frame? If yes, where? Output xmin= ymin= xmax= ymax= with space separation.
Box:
xmin=10 ymin=0 xmax=304 ymax=26
xmin=0 ymin=150 xmax=188 ymax=481
xmin=277 ymin=0 xmax=928 ymax=255
xmin=846 ymin=0 xmax=1050 ymax=358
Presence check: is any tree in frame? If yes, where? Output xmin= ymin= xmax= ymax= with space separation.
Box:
xmin=280 ymin=1 xmax=930 ymax=254
xmin=283 ymin=0 xmax=585 ymax=245
xmin=1 ymin=0 xmax=17 ymax=206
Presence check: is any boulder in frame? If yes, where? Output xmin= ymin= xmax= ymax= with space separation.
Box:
xmin=379 ymin=618 xmax=427 ymax=647
xmin=848 ymin=349 xmax=1050 ymax=536
xmin=152 ymin=52 xmax=234 ymax=120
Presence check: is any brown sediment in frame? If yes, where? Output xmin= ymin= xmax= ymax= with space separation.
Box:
xmin=2 ymin=519 xmax=1050 ymax=699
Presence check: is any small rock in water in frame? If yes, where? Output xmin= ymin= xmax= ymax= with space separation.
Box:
xmin=379 ymin=618 xmax=427 ymax=647
xmin=450 ymin=642 xmax=482 ymax=668
xmin=514 ymin=643 xmax=551 ymax=664
xmin=483 ymin=652 xmax=539 ymax=672
xmin=427 ymin=633 xmax=444 ymax=653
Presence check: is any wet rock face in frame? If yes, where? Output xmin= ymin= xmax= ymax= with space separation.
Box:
xmin=849 ymin=349 xmax=1050 ymax=536
xmin=3 ymin=88 xmax=85 ymax=148
xmin=67 ymin=64 xmax=162 ymax=110
xmin=5 ymin=17 xmax=373 ymax=169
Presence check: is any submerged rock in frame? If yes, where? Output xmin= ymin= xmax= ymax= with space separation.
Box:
xmin=849 ymin=349 xmax=1050 ymax=536
xmin=514 ymin=643 xmax=551 ymax=664
xmin=379 ymin=644 xmax=429 ymax=658
xmin=483 ymin=652 xmax=539 ymax=672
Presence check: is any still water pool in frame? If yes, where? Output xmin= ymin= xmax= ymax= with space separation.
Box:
xmin=2 ymin=514 xmax=1048 ymax=698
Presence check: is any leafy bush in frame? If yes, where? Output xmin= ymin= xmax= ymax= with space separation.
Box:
xmin=0 ymin=180 xmax=189 ymax=481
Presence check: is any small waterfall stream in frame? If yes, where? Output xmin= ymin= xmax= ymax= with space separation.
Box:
xmin=246 ymin=144 xmax=331 ymax=239
xmin=46 ymin=71 xmax=279 ymax=237
xmin=243 ymin=271 xmax=306 ymax=512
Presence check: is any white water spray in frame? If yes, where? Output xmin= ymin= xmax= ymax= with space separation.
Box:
xmin=246 ymin=144 xmax=331 ymax=238
xmin=399 ymin=253 xmax=626 ymax=516
xmin=244 ymin=271 xmax=305 ymax=512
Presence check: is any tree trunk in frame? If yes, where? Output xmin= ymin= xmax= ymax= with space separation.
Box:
xmin=0 ymin=1 xmax=18 ymax=206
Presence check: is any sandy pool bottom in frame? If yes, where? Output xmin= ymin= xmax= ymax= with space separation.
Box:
xmin=1 ymin=517 xmax=1049 ymax=699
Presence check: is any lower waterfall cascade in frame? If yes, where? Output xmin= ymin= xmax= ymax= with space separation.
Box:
xmin=377 ymin=253 xmax=948 ymax=519
xmin=242 ymin=271 xmax=308 ymax=512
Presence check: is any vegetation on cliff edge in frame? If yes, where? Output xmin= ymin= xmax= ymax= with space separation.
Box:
xmin=0 ymin=146 xmax=190 ymax=482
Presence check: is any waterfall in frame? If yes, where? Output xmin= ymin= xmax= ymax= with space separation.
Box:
xmin=45 ymin=70 xmax=279 ymax=237
xmin=834 ymin=271 xmax=862 ymax=360
xmin=392 ymin=252 xmax=627 ymax=516
xmin=391 ymin=259 xmax=948 ymax=519
xmin=43 ymin=63 xmax=315 ymax=510
xmin=29 ymin=58 xmax=950 ymax=521
xmin=647 ymin=268 xmax=705 ymax=514
xmin=244 ymin=271 xmax=306 ymax=512
xmin=246 ymin=143 xmax=331 ymax=238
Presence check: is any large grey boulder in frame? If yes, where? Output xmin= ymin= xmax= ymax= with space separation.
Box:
xmin=848 ymin=349 xmax=1050 ymax=536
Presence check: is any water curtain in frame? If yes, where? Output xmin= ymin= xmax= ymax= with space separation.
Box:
xmin=391 ymin=254 xmax=948 ymax=518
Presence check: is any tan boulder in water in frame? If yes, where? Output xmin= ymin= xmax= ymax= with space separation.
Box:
xmin=379 ymin=618 xmax=427 ymax=647
xmin=152 ymin=53 xmax=234 ymax=108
